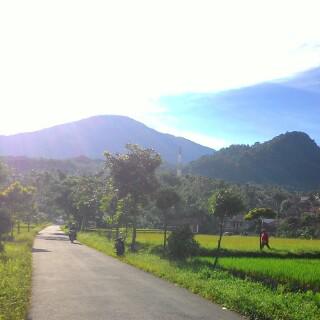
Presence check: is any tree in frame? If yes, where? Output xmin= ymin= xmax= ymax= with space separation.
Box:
xmin=155 ymin=188 xmax=180 ymax=249
xmin=70 ymin=176 xmax=103 ymax=230
xmin=245 ymin=207 xmax=276 ymax=229
xmin=167 ymin=225 xmax=199 ymax=259
xmin=100 ymin=185 xmax=123 ymax=239
xmin=0 ymin=209 xmax=11 ymax=252
xmin=272 ymin=192 xmax=287 ymax=236
xmin=0 ymin=181 xmax=36 ymax=237
xmin=208 ymin=189 xmax=244 ymax=268
xmin=0 ymin=161 xmax=9 ymax=188
xmin=245 ymin=207 xmax=276 ymax=248
xmin=105 ymin=144 xmax=161 ymax=250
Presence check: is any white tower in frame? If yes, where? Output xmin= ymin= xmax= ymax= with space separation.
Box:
xmin=177 ymin=147 xmax=182 ymax=177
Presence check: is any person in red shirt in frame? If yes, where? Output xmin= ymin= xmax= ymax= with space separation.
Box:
xmin=260 ymin=229 xmax=271 ymax=250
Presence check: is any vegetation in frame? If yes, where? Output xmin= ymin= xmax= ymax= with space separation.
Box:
xmin=0 ymin=160 xmax=47 ymax=319
xmin=0 ymin=182 xmax=36 ymax=237
xmin=245 ymin=207 xmax=277 ymax=248
xmin=216 ymin=257 xmax=320 ymax=292
xmin=187 ymin=131 xmax=320 ymax=190
xmin=1 ymin=139 xmax=320 ymax=320
xmin=155 ymin=187 xmax=180 ymax=249
xmin=0 ymin=225 xmax=44 ymax=320
xmin=1 ymin=155 xmax=104 ymax=176
xmin=128 ymin=231 xmax=320 ymax=253
xmin=0 ymin=209 xmax=11 ymax=252
xmin=167 ymin=225 xmax=199 ymax=259
xmin=105 ymin=144 xmax=161 ymax=250
xmin=208 ymin=189 xmax=244 ymax=267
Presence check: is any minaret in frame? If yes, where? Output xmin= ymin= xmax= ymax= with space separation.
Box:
xmin=177 ymin=147 xmax=182 ymax=177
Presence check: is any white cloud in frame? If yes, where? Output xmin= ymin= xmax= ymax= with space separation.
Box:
xmin=144 ymin=120 xmax=229 ymax=149
xmin=0 ymin=0 xmax=319 ymax=141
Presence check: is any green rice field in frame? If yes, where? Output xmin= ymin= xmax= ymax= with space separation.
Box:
xmin=201 ymin=256 xmax=320 ymax=292
xmin=135 ymin=230 xmax=320 ymax=253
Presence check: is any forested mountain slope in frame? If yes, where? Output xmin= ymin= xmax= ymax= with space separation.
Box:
xmin=187 ymin=131 xmax=320 ymax=190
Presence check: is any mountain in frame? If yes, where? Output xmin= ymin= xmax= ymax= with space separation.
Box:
xmin=0 ymin=115 xmax=214 ymax=164
xmin=186 ymin=131 xmax=320 ymax=190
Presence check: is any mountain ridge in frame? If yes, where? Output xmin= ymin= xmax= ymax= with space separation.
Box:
xmin=0 ymin=115 xmax=214 ymax=164
xmin=186 ymin=131 xmax=320 ymax=190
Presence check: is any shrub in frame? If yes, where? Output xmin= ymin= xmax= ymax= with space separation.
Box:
xmin=167 ymin=225 xmax=199 ymax=259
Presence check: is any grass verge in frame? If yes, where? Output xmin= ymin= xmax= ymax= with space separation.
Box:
xmin=0 ymin=225 xmax=45 ymax=320
xmin=78 ymin=231 xmax=320 ymax=320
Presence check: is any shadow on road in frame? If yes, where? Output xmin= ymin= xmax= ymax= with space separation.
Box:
xmin=32 ymin=248 xmax=51 ymax=253
xmin=71 ymin=242 xmax=82 ymax=245
xmin=38 ymin=236 xmax=69 ymax=241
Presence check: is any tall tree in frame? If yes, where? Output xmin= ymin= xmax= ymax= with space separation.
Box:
xmin=0 ymin=209 xmax=11 ymax=252
xmin=245 ymin=207 xmax=276 ymax=248
xmin=0 ymin=161 xmax=9 ymax=187
xmin=272 ymin=192 xmax=287 ymax=236
xmin=155 ymin=188 xmax=180 ymax=249
xmin=208 ymin=189 xmax=244 ymax=268
xmin=0 ymin=181 xmax=36 ymax=237
xmin=105 ymin=144 xmax=161 ymax=250
xmin=70 ymin=176 xmax=103 ymax=230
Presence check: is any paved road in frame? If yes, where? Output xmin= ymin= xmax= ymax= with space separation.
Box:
xmin=28 ymin=226 xmax=244 ymax=320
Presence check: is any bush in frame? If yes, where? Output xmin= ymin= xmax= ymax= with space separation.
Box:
xmin=167 ymin=225 xmax=199 ymax=259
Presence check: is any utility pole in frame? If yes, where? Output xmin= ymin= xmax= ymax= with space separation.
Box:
xmin=177 ymin=147 xmax=182 ymax=177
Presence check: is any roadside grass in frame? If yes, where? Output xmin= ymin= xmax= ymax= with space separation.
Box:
xmin=78 ymin=231 xmax=320 ymax=320
xmin=0 ymin=225 xmax=44 ymax=320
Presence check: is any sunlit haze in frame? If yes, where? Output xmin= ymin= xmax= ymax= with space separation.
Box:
xmin=1 ymin=0 xmax=320 ymax=149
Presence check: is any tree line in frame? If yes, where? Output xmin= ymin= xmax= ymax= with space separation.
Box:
xmin=1 ymin=144 xmax=319 ymax=252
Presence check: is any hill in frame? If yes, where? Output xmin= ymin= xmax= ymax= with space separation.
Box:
xmin=186 ymin=131 xmax=320 ymax=190
xmin=0 ymin=116 xmax=214 ymax=164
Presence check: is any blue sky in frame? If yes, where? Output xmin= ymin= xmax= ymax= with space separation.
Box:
xmin=0 ymin=0 xmax=320 ymax=149
xmin=151 ymin=68 xmax=320 ymax=148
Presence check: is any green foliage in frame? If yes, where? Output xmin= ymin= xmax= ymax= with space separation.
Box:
xmin=208 ymin=189 xmax=245 ymax=219
xmin=105 ymin=144 xmax=162 ymax=201
xmin=0 ymin=160 xmax=9 ymax=187
xmin=187 ymin=131 xmax=320 ymax=190
xmin=245 ymin=207 xmax=276 ymax=220
xmin=105 ymin=144 xmax=162 ymax=249
xmin=0 ymin=209 xmax=11 ymax=242
xmin=1 ymin=155 xmax=104 ymax=176
xmin=0 ymin=181 xmax=36 ymax=235
xmin=167 ymin=225 xmax=199 ymax=259
xmin=0 ymin=209 xmax=11 ymax=252
xmin=155 ymin=188 xmax=180 ymax=211
xmin=0 ymin=225 xmax=44 ymax=320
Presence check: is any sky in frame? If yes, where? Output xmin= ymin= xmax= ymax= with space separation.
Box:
xmin=0 ymin=0 xmax=320 ymax=149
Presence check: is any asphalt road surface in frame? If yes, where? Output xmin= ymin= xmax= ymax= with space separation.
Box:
xmin=28 ymin=226 xmax=245 ymax=320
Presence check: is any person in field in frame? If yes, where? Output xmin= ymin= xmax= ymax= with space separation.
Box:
xmin=260 ymin=229 xmax=271 ymax=250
